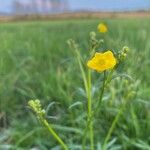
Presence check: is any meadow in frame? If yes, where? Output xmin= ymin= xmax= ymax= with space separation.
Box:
xmin=0 ymin=18 xmax=150 ymax=150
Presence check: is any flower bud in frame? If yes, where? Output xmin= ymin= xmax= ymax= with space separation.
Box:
xmin=123 ymin=46 xmax=129 ymax=53
xmin=90 ymin=31 xmax=96 ymax=38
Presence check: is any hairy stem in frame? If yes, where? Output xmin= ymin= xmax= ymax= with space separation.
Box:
xmin=42 ymin=119 xmax=68 ymax=150
xmin=87 ymin=69 xmax=94 ymax=150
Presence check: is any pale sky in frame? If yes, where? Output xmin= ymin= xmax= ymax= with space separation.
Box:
xmin=70 ymin=0 xmax=150 ymax=11
xmin=0 ymin=0 xmax=150 ymax=13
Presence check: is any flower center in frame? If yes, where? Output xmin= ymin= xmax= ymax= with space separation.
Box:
xmin=97 ymin=59 xmax=106 ymax=66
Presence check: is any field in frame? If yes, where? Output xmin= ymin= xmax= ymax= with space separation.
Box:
xmin=0 ymin=19 xmax=150 ymax=150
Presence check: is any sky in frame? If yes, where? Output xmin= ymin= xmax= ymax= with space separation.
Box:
xmin=0 ymin=1 xmax=11 ymax=12
xmin=69 ymin=0 xmax=150 ymax=11
xmin=0 ymin=0 xmax=150 ymax=13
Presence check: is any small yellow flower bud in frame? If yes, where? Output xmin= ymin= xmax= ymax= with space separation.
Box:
xmin=97 ymin=23 xmax=108 ymax=33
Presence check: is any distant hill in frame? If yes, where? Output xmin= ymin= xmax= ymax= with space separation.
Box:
xmin=0 ymin=12 xmax=10 ymax=16
xmin=0 ymin=11 xmax=150 ymax=23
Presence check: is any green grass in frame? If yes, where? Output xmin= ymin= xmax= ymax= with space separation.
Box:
xmin=0 ymin=19 xmax=150 ymax=150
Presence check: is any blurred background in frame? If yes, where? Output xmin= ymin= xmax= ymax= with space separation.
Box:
xmin=0 ymin=0 xmax=150 ymax=150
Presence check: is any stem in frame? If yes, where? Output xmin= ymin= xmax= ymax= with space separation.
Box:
xmin=87 ymin=69 xmax=94 ymax=150
xmin=94 ymin=72 xmax=106 ymax=115
xmin=102 ymin=101 xmax=126 ymax=150
xmin=42 ymin=119 xmax=68 ymax=150
xmin=82 ymin=72 xmax=107 ymax=150
xmin=70 ymin=41 xmax=90 ymax=150
xmin=75 ymin=47 xmax=88 ymax=95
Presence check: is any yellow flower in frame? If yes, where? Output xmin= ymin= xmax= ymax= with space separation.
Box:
xmin=97 ymin=23 xmax=108 ymax=33
xmin=87 ymin=51 xmax=116 ymax=72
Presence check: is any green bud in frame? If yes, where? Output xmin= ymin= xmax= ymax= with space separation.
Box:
xmin=122 ymin=53 xmax=127 ymax=58
xmin=123 ymin=46 xmax=129 ymax=53
xmin=28 ymin=99 xmax=46 ymax=119
xmin=90 ymin=31 xmax=96 ymax=38
xmin=41 ymin=109 xmax=46 ymax=115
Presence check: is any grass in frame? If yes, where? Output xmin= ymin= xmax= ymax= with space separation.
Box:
xmin=0 ymin=19 xmax=150 ymax=150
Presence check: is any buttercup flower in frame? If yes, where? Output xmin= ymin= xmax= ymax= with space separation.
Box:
xmin=97 ymin=23 xmax=108 ymax=33
xmin=87 ymin=50 xmax=116 ymax=72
